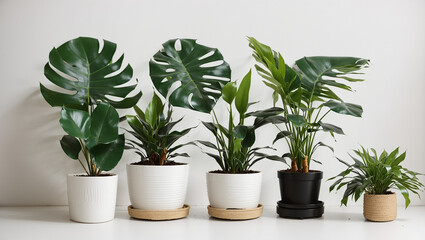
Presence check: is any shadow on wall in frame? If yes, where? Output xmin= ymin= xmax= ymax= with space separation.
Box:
xmin=0 ymin=87 xmax=80 ymax=206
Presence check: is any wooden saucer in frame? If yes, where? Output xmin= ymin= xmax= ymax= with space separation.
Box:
xmin=207 ymin=204 xmax=263 ymax=220
xmin=128 ymin=204 xmax=190 ymax=220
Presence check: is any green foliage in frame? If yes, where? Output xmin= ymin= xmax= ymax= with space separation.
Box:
xmin=248 ymin=37 xmax=369 ymax=170
xmin=40 ymin=37 xmax=138 ymax=175
xmin=329 ymin=147 xmax=424 ymax=208
xmin=125 ymin=94 xmax=193 ymax=165
xmin=149 ymin=38 xmax=231 ymax=113
xmin=199 ymin=71 xmax=288 ymax=173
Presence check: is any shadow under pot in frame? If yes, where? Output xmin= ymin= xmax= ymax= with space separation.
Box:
xmin=206 ymin=171 xmax=263 ymax=220
xmin=363 ymin=192 xmax=397 ymax=222
xmin=277 ymin=170 xmax=324 ymax=219
xmin=126 ymin=163 xmax=190 ymax=220
xmin=67 ymin=173 xmax=118 ymax=223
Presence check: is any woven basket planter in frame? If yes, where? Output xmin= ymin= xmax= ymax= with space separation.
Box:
xmin=363 ymin=192 xmax=397 ymax=222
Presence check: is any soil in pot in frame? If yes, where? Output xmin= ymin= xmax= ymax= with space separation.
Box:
xmin=131 ymin=160 xmax=186 ymax=166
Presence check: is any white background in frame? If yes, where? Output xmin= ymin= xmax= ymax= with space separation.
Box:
xmin=0 ymin=0 xmax=424 ymax=207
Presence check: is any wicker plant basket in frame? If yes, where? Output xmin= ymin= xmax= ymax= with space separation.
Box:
xmin=363 ymin=192 xmax=397 ymax=222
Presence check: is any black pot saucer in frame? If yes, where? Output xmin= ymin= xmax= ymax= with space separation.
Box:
xmin=276 ymin=200 xmax=324 ymax=219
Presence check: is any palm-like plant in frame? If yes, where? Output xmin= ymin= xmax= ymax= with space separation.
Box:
xmin=40 ymin=37 xmax=141 ymax=175
xmin=198 ymin=70 xmax=287 ymax=173
xmin=248 ymin=37 xmax=369 ymax=172
xmin=329 ymin=147 xmax=424 ymax=208
xmin=125 ymin=94 xmax=193 ymax=165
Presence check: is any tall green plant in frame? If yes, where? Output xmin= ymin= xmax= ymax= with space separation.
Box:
xmin=198 ymin=70 xmax=287 ymax=173
xmin=329 ymin=147 xmax=424 ymax=208
xmin=41 ymin=37 xmax=141 ymax=175
xmin=248 ymin=37 xmax=369 ymax=172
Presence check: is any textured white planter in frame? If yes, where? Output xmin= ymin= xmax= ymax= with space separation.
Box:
xmin=67 ymin=173 xmax=118 ymax=223
xmin=126 ymin=163 xmax=189 ymax=210
xmin=207 ymin=171 xmax=262 ymax=209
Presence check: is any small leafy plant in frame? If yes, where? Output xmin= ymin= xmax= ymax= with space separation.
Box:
xmin=125 ymin=93 xmax=194 ymax=165
xmin=40 ymin=37 xmax=141 ymax=175
xmin=248 ymin=37 xmax=369 ymax=172
xmin=329 ymin=146 xmax=424 ymax=207
xmin=199 ymin=70 xmax=287 ymax=173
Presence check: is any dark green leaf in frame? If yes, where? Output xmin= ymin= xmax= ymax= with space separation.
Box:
xmin=145 ymin=93 xmax=164 ymax=128
xmin=273 ymin=131 xmax=291 ymax=144
xmin=149 ymin=38 xmax=231 ymax=113
xmin=60 ymin=106 xmax=91 ymax=139
xmin=319 ymin=121 xmax=344 ymax=134
xmin=324 ymin=100 xmax=363 ymax=117
xmin=287 ymin=114 xmax=305 ymax=127
xmin=91 ymin=134 xmax=125 ymax=171
xmin=60 ymin=135 xmax=81 ymax=159
xmin=86 ymin=102 xmax=119 ymax=149
xmin=41 ymin=37 xmax=141 ymax=109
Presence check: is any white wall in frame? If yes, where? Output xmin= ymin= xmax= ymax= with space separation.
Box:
xmin=1 ymin=0 xmax=424 ymax=207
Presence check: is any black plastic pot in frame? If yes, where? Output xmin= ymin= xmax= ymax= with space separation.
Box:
xmin=276 ymin=170 xmax=324 ymax=219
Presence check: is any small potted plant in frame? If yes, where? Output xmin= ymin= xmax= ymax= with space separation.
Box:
xmin=40 ymin=37 xmax=141 ymax=223
xmin=199 ymin=70 xmax=286 ymax=220
xmin=329 ymin=146 xmax=424 ymax=222
xmin=124 ymin=38 xmax=231 ymax=220
xmin=248 ymin=37 xmax=369 ymax=219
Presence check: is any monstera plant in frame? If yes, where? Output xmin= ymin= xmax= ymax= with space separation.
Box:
xmin=40 ymin=37 xmax=141 ymax=223
xmin=41 ymin=37 xmax=141 ymax=175
xmin=125 ymin=38 xmax=232 ymax=220
xmin=248 ymin=37 xmax=369 ymax=219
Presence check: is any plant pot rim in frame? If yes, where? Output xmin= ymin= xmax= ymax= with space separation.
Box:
xmin=207 ymin=170 xmax=261 ymax=175
xmin=67 ymin=173 xmax=117 ymax=178
xmin=365 ymin=191 xmax=395 ymax=196
xmin=277 ymin=170 xmax=322 ymax=180
xmin=127 ymin=162 xmax=188 ymax=167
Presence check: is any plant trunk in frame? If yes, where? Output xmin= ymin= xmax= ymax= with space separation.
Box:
xmin=301 ymin=156 xmax=308 ymax=173
xmin=291 ymin=158 xmax=298 ymax=172
xmin=159 ymin=148 xmax=167 ymax=166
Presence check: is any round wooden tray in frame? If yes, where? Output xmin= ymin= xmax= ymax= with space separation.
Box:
xmin=128 ymin=204 xmax=190 ymax=221
xmin=207 ymin=204 xmax=263 ymax=220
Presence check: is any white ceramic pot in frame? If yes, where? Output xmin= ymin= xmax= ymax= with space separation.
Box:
xmin=67 ymin=173 xmax=118 ymax=223
xmin=206 ymin=171 xmax=262 ymax=209
xmin=126 ymin=163 xmax=189 ymax=210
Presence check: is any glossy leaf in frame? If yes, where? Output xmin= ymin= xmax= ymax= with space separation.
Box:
xmin=273 ymin=131 xmax=291 ymax=144
xmin=145 ymin=93 xmax=164 ymax=128
xmin=324 ymin=100 xmax=363 ymax=117
xmin=319 ymin=121 xmax=344 ymax=134
xmin=222 ymin=81 xmax=237 ymax=104
xmin=86 ymin=102 xmax=119 ymax=149
xmin=149 ymin=38 xmax=231 ymax=113
xmin=91 ymin=134 xmax=125 ymax=171
xmin=60 ymin=106 xmax=91 ymax=139
xmin=60 ymin=135 xmax=81 ymax=159
xmin=235 ymin=70 xmax=252 ymax=115
xmin=41 ymin=37 xmax=141 ymax=109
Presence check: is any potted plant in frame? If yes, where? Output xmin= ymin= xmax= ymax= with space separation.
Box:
xmin=40 ymin=37 xmax=141 ymax=223
xmin=124 ymin=38 xmax=231 ymax=220
xmin=248 ymin=37 xmax=369 ymax=218
xmin=199 ymin=70 xmax=286 ymax=220
xmin=329 ymin=146 xmax=424 ymax=222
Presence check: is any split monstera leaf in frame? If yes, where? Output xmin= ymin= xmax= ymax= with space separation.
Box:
xmin=41 ymin=37 xmax=141 ymax=175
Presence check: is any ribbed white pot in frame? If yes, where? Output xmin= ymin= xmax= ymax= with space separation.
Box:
xmin=67 ymin=173 xmax=118 ymax=223
xmin=126 ymin=163 xmax=189 ymax=210
xmin=206 ymin=171 xmax=262 ymax=209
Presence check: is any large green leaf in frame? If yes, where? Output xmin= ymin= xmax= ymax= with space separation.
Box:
xmin=324 ymin=100 xmax=363 ymax=117
xmin=86 ymin=102 xmax=119 ymax=149
xmin=91 ymin=134 xmax=125 ymax=171
xmin=287 ymin=114 xmax=305 ymax=127
xmin=41 ymin=37 xmax=142 ymax=109
xmin=60 ymin=106 xmax=91 ymax=139
xmin=60 ymin=135 xmax=81 ymax=159
xmin=235 ymin=70 xmax=252 ymax=115
xmin=295 ymin=56 xmax=369 ymax=101
xmin=149 ymin=38 xmax=231 ymax=113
